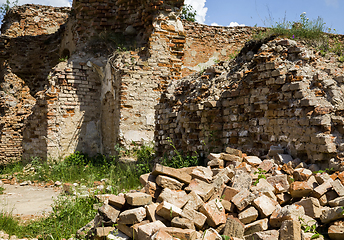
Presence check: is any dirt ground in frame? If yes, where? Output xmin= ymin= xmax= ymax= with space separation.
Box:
xmin=0 ymin=184 xmax=61 ymax=220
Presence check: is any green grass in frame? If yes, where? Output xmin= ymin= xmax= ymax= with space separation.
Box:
xmin=0 ymin=142 xmax=201 ymax=239
xmin=254 ymin=12 xmax=344 ymax=60
xmin=0 ymin=196 xmax=98 ymax=239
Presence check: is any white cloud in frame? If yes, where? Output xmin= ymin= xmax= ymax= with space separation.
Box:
xmin=211 ymin=22 xmax=219 ymax=26
xmin=228 ymin=22 xmax=245 ymax=27
xmin=184 ymin=0 xmax=208 ymax=24
xmin=0 ymin=0 xmax=72 ymax=7
xmin=325 ymin=0 xmax=338 ymax=7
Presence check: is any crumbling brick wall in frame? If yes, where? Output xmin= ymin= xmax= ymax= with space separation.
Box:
xmin=155 ymin=37 xmax=344 ymax=168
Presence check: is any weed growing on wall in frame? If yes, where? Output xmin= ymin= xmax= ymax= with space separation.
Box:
xmin=254 ymin=12 xmax=344 ymax=60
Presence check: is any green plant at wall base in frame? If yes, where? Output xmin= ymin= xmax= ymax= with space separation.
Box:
xmin=221 ymin=235 xmax=230 ymax=240
xmin=161 ymin=137 xmax=199 ymax=169
xmin=0 ymin=186 xmax=5 ymax=194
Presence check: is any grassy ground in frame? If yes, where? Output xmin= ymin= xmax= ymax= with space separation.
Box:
xmin=0 ymin=143 xmax=200 ymax=239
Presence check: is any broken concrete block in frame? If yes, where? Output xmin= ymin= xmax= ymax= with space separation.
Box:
xmin=190 ymin=166 xmax=213 ymax=183
xmin=257 ymin=159 xmax=274 ymax=172
xmin=145 ymin=203 xmax=158 ymax=222
xmin=144 ymin=181 xmax=161 ymax=199
xmin=158 ymin=188 xmax=189 ymax=209
xmin=98 ymin=204 xmax=120 ymax=224
xmin=275 ymin=154 xmax=293 ymax=164
xmin=151 ymin=229 xmax=173 ymax=240
xmin=183 ymin=191 xmax=204 ymax=211
xmin=319 ymin=190 xmax=338 ymax=206
xmin=307 ymin=175 xmax=319 ymax=189
xmin=125 ymin=192 xmax=152 ymax=206
xmin=231 ymin=189 xmax=256 ymax=211
xmin=107 ymin=229 xmax=130 ymax=240
xmin=95 ymin=226 xmax=116 ymax=239
xmin=212 ymin=166 xmax=234 ymax=184
xmin=244 ymin=218 xmax=269 ymax=236
xmin=139 ymin=173 xmax=156 ymax=186
xmin=244 ymin=156 xmax=262 ymax=166
xmin=222 ymin=215 xmax=245 ymax=239
xmin=253 ymin=194 xmax=280 ymax=217
xmin=137 ymin=220 xmax=166 ymax=240
xmin=118 ymin=207 xmax=146 ymax=225
xmin=276 ymin=192 xmax=292 ymax=205
xmin=220 ymin=153 xmax=242 ymax=162
xmin=279 ymin=219 xmax=302 ymax=240
xmin=290 ymin=181 xmax=313 ymax=198
xmin=221 ymin=186 xmax=240 ymax=201
xmin=220 ymin=199 xmax=235 ymax=212
xmin=201 ymin=228 xmax=222 ymax=240
xmin=117 ymin=220 xmax=150 ymax=239
xmin=332 ymin=179 xmax=344 ymax=197
xmin=185 ymin=178 xmax=215 ymax=202
xmin=294 ymin=197 xmax=322 ymax=218
xmin=181 ymin=209 xmax=207 ymax=229
xmin=152 ymin=164 xmax=192 ymax=184
xmin=293 ymin=168 xmax=313 ymax=181
xmin=269 ymin=204 xmax=305 ymax=228
xmin=225 ymin=147 xmax=243 ymax=157
xmin=108 ymin=194 xmax=126 ymax=209
xmin=328 ymin=223 xmax=344 ymax=240
xmin=207 ymin=157 xmax=224 ymax=168
xmin=245 ymin=230 xmax=279 ymax=240
xmin=315 ymin=172 xmax=331 ymax=184
xmin=156 ymin=175 xmax=184 ymax=190
xmin=329 ymin=196 xmax=344 ymax=207
xmin=171 ymin=217 xmax=195 ymax=230
xmin=320 ymin=206 xmax=344 ymax=224
xmin=199 ymin=199 xmax=226 ymax=227
xmin=267 ymin=175 xmax=290 ymax=193
xmin=312 ymin=179 xmax=333 ymax=198
xmin=159 ymin=227 xmax=197 ymax=240
xmin=231 ymin=169 xmax=252 ymax=191
xmin=238 ymin=206 xmax=258 ymax=224
xmin=156 ymin=201 xmax=183 ymax=221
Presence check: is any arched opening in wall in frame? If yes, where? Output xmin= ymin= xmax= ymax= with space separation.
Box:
xmin=61 ymin=49 xmax=70 ymax=60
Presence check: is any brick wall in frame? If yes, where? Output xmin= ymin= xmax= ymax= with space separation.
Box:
xmin=155 ymin=37 xmax=344 ymax=167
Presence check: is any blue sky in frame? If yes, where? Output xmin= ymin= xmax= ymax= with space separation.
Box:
xmin=186 ymin=0 xmax=344 ymax=34
xmin=1 ymin=0 xmax=343 ymax=34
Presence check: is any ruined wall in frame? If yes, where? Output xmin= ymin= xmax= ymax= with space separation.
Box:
xmin=155 ymin=37 xmax=344 ymax=167
xmin=0 ymin=5 xmax=70 ymax=162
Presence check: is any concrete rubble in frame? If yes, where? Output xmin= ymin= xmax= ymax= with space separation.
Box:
xmin=78 ymin=147 xmax=344 ymax=240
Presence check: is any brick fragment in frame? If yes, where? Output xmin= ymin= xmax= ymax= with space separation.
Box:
xmin=158 ymin=188 xmax=189 ymax=208
xmin=118 ymin=207 xmax=146 ymax=225
xmin=152 ymin=164 xmax=192 ymax=184
xmin=156 ymin=201 xmax=183 ymax=221
xmin=137 ymin=220 xmax=166 ymax=240
xmin=125 ymin=192 xmax=152 ymax=206
xmin=199 ymin=199 xmax=226 ymax=227
xmin=279 ymin=219 xmax=302 ymax=240
xmin=290 ymin=181 xmax=313 ymax=198
xmin=156 ymin=175 xmax=184 ymax=190
xmin=332 ymin=179 xmax=344 ymax=197
xmin=185 ymin=178 xmax=215 ymax=202
xmin=222 ymin=215 xmax=245 ymax=239
xmin=238 ymin=206 xmax=258 ymax=224
xmin=253 ymin=194 xmax=280 ymax=217
xmin=244 ymin=218 xmax=269 ymax=236
xmin=231 ymin=189 xmax=256 ymax=211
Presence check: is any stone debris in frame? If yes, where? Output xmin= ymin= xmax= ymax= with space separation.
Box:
xmin=79 ymin=149 xmax=344 ymax=240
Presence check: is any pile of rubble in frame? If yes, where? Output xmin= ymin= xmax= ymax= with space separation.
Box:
xmin=81 ymin=147 xmax=344 ymax=240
